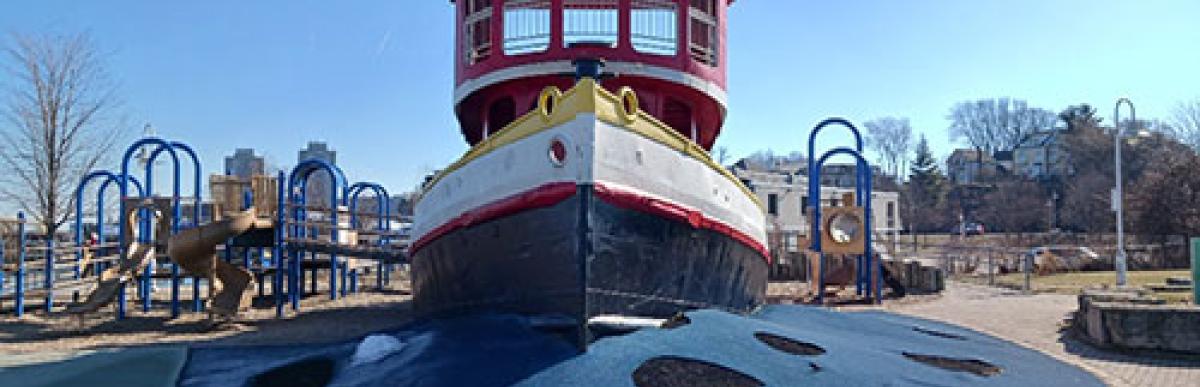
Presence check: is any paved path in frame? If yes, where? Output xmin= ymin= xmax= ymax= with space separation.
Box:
xmin=887 ymin=282 xmax=1200 ymax=387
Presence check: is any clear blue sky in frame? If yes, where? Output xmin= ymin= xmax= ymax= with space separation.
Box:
xmin=3 ymin=1 xmax=1198 ymax=194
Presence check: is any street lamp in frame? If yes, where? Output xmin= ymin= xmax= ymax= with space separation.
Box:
xmin=1112 ymin=98 xmax=1151 ymax=287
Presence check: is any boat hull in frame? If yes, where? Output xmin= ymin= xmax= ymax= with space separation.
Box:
xmin=411 ymin=182 xmax=768 ymax=320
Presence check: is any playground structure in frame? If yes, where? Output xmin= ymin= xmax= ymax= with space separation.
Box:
xmin=805 ymin=118 xmax=883 ymax=304
xmin=0 ymin=137 xmax=408 ymax=319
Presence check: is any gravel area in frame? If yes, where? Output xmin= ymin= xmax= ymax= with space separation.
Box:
xmin=886 ymin=281 xmax=1200 ymax=387
xmin=0 ymin=280 xmax=415 ymax=354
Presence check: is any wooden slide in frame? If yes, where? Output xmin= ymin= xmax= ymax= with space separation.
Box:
xmin=65 ymin=242 xmax=157 ymax=314
xmin=67 ymin=209 xmax=270 ymax=316
xmin=166 ymin=209 xmax=270 ymax=316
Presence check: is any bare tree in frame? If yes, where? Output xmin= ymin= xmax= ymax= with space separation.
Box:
xmin=1168 ymin=99 xmax=1200 ymax=151
xmin=864 ymin=117 xmax=912 ymax=179
xmin=947 ymin=98 xmax=1057 ymax=154
xmin=714 ymin=145 xmax=730 ymax=166
xmin=1 ymin=32 xmax=122 ymax=237
xmin=1128 ymin=149 xmax=1200 ymax=240
xmin=976 ymin=179 xmax=1046 ymax=235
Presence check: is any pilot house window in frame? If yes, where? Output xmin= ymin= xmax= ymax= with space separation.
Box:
xmin=563 ymin=0 xmax=618 ymax=47
xmin=503 ymin=0 xmax=551 ymax=55
xmin=688 ymin=0 xmax=718 ymax=65
xmin=631 ymin=0 xmax=677 ymax=55
xmin=465 ymin=0 xmax=493 ymax=64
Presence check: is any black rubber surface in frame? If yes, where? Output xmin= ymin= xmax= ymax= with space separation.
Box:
xmin=174 ymin=306 xmax=1105 ymax=387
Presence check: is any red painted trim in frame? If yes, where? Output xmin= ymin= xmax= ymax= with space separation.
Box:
xmin=592 ymin=182 xmax=771 ymax=264
xmin=410 ymin=181 xmax=578 ymax=255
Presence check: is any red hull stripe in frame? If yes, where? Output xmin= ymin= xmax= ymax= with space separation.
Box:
xmin=410 ymin=182 xmax=578 ymax=255
xmin=410 ymin=182 xmax=770 ymax=264
xmin=591 ymin=183 xmax=770 ymax=264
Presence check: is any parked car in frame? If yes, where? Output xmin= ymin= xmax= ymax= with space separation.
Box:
xmin=950 ymin=222 xmax=985 ymax=236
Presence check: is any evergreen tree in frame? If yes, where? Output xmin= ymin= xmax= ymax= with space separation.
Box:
xmin=904 ymin=135 xmax=950 ymax=232
xmin=909 ymin=135 xmax=945 ymax=195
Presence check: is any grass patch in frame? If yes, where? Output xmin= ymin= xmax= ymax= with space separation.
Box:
xmin=965 ymin=270 xmax=1194 ymax=304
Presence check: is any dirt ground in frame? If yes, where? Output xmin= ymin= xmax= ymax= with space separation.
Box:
xmin=0 ymin=275 xmax=415 ymax=354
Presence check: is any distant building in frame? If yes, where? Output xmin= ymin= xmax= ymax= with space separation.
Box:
xmin=224 ymin=148 xmax=265 ymax=178
xmin=946 ymin=149 xmax=998 ymax=184
xmin=730 ymin=155 xmax=884 ymax=189
xmin=993 ymin=150 xmax=1015 ymax=174
xmin=730 ymin=159 xmax=902 ymax=257
xmin=816 ymin=163 xmax=889 ymax=188
xmin=353 ymin=194 xmax=415 ymax=219
xmin=298 ymin=141 xmax=338 ymax=208
xmin=1013 ymin=131 xmax=1069 ymax=181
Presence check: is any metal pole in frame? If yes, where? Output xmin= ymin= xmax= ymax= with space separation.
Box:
xmin=275 ymin=170 xmax=286 ymax=317
xmin=1113 ymin=98 xmax=1134 ymax=287
xmin=45 ymin=237 xmax=54 ymax=312
xmin=988 ymin=249 xmax=995 ymax=286
xmin=16 ymin=212 xmax=26 ymax=317
xmin=1023 ymin=252 xmax=1032 ymax=294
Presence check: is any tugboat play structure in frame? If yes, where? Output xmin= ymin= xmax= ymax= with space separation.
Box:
xmin=0 ymin=3 xmax=1115 ymax=386
xmin=412 ymin=0 xmax=767 ymax=337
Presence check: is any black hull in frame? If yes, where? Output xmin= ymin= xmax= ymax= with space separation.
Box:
xmin=411 ymin=184 xmax=767 ymax=327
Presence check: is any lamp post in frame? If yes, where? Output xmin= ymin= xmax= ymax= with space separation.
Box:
xmin=1112 ymin=98 xmax=1135 ymax=287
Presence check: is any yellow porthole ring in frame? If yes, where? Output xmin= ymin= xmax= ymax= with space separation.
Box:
xmin=617 ymin=87 xmax=639 ymax=124
xmin=538 ymin=86 xmax=562 ymax=123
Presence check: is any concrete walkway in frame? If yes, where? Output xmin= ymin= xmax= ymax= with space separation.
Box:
xmin=888 ymin=282 xmax=1200 ymax=387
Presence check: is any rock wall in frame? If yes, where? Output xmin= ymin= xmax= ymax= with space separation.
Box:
xmin=1074 ymin=288 xmax=1200 ymax=354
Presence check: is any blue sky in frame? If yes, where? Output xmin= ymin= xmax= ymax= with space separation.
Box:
xmin=2 ymin=1 xmax=1198 ymax=195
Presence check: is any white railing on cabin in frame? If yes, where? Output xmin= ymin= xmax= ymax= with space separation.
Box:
xmin=631 ymin=0 xmax=677 ymax=55
xmin=503 ymin=0 xmax=552 ymax=55
xmin=562 ymin=0 xmax=618 ymax=47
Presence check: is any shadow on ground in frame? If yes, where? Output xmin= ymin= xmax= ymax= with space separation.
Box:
xmin=1057 ymin=326 xmax=1200 ymax=368
xmin=0 ymin=292 xmax=415 ymax=350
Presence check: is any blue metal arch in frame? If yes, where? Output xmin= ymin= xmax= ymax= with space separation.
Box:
xmin=149 ymin=142 xmax=203 ymax=225
xmin=348 ymin=182 xmax=390 ymax=230
xmin=810 ymin=148 xmax=873 ymax=250
xmin=76 ymin=172 xmax=144 ymax=239
xmin=809 ymin=146 xmax=878 ymax=303
xmin=287 ymin=158 xmax=350 ymax=300
xmin=806 ymin=118 xmax=865 ymax=215
xmin=119 ymin=137 xmax=182 ymax=315
xmin=73 ymin=172 xmax=143 ymax=280
xmin=98 ymin=174 xmax=145 ymax=240
xmin=347 ymin=181 xmax=392 ymax=292
xmin=288 ymin=158 xmax=349 ymax=209
xmin=148 ymin=141 xmax=204 ymax=316
xmin=119 ymin=137 xmax=181 ymax=241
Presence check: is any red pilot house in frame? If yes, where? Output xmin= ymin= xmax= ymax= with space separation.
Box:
xmin=452 ymin=0 xmax=730 ymax=150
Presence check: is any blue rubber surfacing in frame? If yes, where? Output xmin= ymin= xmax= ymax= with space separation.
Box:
xmin=177 ymin=305 xmax=1103 ymax=386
